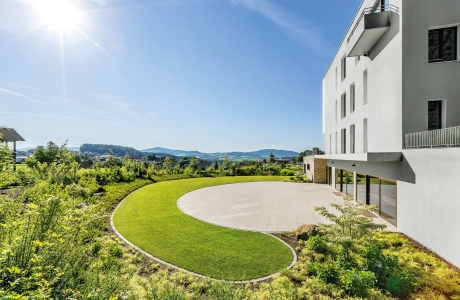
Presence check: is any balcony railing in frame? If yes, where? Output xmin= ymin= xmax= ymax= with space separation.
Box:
xmin=347 ymin=4 xmax=400 ymax=43
xmin=405 ymin=126 xmax=460 ymax=148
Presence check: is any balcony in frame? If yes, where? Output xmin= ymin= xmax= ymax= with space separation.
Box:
xmin=347 ymin=4 xmax=399 ymax=57
xmin=405 ymin=126 xmax=460 ymax=148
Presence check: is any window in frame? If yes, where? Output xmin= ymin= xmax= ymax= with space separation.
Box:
xmin=329 ymin=134 xmax=332 ymax=154
xmin=363 ymin=69 xmax=368 ymax=104
xmin=307 ymin=164 xmax=310 ymax=171
xmin=350 ymin=84 xmax=355 ymax=113
xmin=429 ymin=27 xmax=457 ymax=62
xmin=350 ymin=124 xmax=355 ymax=153
xmin=335 ymin=100 xmax=338 ymax=123
xmin=341 ymin=93 xmax=347 ymax=119
xmin=363 ymin=118 xmax=368 ymax=153
xmin=341 ymin=55 xmax=346 ymax=81
xmin=335 ymin=132 xmax=338 ymax=154
xmin=428 ymin=100 xmax=442 ymax=130
xmin=341 ymin=128 xmax=347 ymax=154
xmin=355 ymin=56 xmax=360 ymax=65
xmin=335 ymin=67 xmax=338 ymax=90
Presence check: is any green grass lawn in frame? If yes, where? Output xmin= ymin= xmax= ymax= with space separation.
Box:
xmin=113 ymin=176 xmax=294 ymax=280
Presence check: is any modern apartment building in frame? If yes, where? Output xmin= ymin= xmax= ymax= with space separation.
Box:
xmin=321 ymin=0 xmax=460 ymax=267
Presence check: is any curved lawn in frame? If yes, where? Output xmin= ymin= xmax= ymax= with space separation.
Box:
xmin=112 ymin=176 xmax=294 ymax=280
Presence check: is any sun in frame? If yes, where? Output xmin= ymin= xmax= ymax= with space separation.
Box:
xmin=34 ymin=0 xmax=81 ymax=32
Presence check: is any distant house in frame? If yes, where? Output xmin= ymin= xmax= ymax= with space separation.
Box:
xmin=129 ymin=154 xmax=143 ymax=162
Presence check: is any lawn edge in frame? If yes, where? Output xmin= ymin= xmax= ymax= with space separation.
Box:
xmin=110 ymin=178 xmax=297 ymax=283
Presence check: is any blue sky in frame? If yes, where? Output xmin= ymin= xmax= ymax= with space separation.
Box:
xmin=0 ymin=0 xmax=361 ymax=152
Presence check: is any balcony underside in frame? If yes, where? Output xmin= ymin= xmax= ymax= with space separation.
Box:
xmin=317 ymin=152 xmax=402 ymax=162
xmin=347 ymin=11 xmax=394 ymax=57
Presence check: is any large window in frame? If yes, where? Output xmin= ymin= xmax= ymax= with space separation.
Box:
xmin=335 ymin=132 xmax=338 ymax=154
xmin=350 ymin=83 xmax=355 ymax=113
xmin=363 ymin=118 xmax=368 ymax=153
xmin=429 ymin=27 xmax=457 ymax=62
xmin=335 ymin=67 xmax=338 ymax=90
xmin=341 ymin=128 xmax=347 ymax=154
xmin=363 ymin=69 xmax=368 ymax=104
xmin=341 ymin=93 xmax=347 ymax=119
xmin=341 ymin=55 xmax=347 ymax=81
xmin=356 ymin=174 xmax=366 ymax=204
xmin=335 ymin=100 xmax=338 ymax=123
xmin=428 ymin=100 xmax=442 ymax=130
xmin=350 ymin=124 xmax=355 ymax=154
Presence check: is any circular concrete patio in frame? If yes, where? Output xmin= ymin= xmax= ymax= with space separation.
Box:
xmin=177 ymin=181 xmax=344 ymax=232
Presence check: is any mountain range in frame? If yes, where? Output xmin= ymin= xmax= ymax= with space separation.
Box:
xmin=141 ymin=147 xmax=299 ymax=160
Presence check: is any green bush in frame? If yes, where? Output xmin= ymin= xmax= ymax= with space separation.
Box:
xmin=306 ymin=235 xmax=329 ymax=254
xmin=315 ymin=262 xmax=340 ymax=284
xmin=340 ymin=269 xmax=376 ymax=297
xmin=280 ymin=168 xmax=295 ymax=176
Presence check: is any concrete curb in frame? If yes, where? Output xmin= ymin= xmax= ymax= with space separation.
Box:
xmin=109 ymin=181 xmax=298 ymax=284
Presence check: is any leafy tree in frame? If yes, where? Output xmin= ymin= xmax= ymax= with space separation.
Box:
xmin=223 ymin=154 xmax=231 ymax=169
xmin=0 ymin=138 xmax=13 ymax=174
xmin=315 ymin=197 xmax=386 ymax=257
xmin=268 ymin=151 xmax=276 ymax=164
xmin=105 ymin=149 xmax=122 ymax=167
xmin=174 ymin=162 xmax=182 ymax=174
xmin=188 ymin=156 xmax=199 ymax=173
xmin=146 ymin=153 xmax=157 ymax=161
xmin=163 ymin=155 xmax=173 ymax=174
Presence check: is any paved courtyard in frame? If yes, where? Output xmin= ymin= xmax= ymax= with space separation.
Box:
xmin=177 ymin=182 xmax=396 ymax=232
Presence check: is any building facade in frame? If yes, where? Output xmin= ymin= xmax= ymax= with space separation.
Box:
xmin=321 ymin=0 xmax=460 ymax=267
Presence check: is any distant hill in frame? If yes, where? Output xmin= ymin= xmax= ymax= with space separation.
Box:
xmin=18 ymin=146 xmax=80 ymax=152
xmin=80 ymin=144 xmax=144 ymax=157
xmin=141 ymin=147 xmax=299 ymax=160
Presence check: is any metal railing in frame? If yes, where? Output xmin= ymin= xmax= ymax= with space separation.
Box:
xmin=347 ymin=4 xmax=400 ymax=43
xmin=405 ymin=126 xmax=460 ymax=148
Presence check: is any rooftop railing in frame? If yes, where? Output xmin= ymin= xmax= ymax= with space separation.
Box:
xmin=405 ymin=126 xmax=460 ymax=148
xmin=347 ymin=4 xmax=400 ymax=43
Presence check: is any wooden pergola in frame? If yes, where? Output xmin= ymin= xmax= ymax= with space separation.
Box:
xmin=0 ymin=128 xmax=25 ymax=168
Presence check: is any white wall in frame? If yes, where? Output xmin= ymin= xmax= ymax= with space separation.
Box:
xmin=323 ymin=0 xmax=403 ymax=155
xmin=398 ymin=148 xmax=460 ymax=267
xmin=402 ymin=0 xmax=460 ymax=136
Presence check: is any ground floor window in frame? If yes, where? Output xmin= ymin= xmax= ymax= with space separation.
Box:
xmin=335 ymin=170 xmax=397 ymax=226
xmin=356 ymin=173 xmax=366 ymax=204
xmin=335 ymin=169 xmax=342 ymax=191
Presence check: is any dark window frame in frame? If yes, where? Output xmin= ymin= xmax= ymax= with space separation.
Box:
xmin=341 ymin=92 xmax=347 ymax=119
xmin=429 ymin=27 xmax=457 ymax=63
xmin=428 ymin=100 xmax=443 ymax=131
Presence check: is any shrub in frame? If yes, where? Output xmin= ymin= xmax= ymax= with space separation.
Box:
xmin=280 ymin=169 xmax=295 ymax=176
xmin=385 ymin=271 xmax=418 ymax=298
xmin=340 ymin=269 xmax=376 ymax=297
xmin=315 ymin=262 xmax=340 ymax=284
xmin=361 ymin=242 xmax=398 ymax=288
xmin=306 ymin=236 xmax=328 ymax=254
xmin=108 ymin=244 xmax=123 ymax=258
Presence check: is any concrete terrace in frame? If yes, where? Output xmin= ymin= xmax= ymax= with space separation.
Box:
xmin=178 ymin=182 xmax=396 ymax=232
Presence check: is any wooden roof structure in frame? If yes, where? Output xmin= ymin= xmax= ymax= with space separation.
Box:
xmin=0 ymin=128 xmax=25 ymax=142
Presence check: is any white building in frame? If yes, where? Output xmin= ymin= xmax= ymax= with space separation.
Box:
xmin=321 ymin=0 xmax=460 ymax=267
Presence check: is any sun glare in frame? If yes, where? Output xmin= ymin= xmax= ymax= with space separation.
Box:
xmin=34 ymin=0 xmax=81 ymax=32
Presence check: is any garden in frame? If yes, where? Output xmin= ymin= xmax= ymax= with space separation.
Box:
xmin=1 ymin=142 xmax=460 ymax=299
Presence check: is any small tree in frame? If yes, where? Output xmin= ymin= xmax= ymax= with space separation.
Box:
xmin=315 ymin=197 xmax=386 ymax=257
xmin=163 ymin=155 xmax=173 ymax=174
xmin=223 ymin=154 xmax=231 ymax=169
xmin=268 ymin=151 xmax=276 ymax=164
xmin=146 ymin=153 xmax=156 ymax=161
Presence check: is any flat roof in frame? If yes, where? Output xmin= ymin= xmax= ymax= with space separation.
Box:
xmin=317 ymin=152 xmax=402 ymax=162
